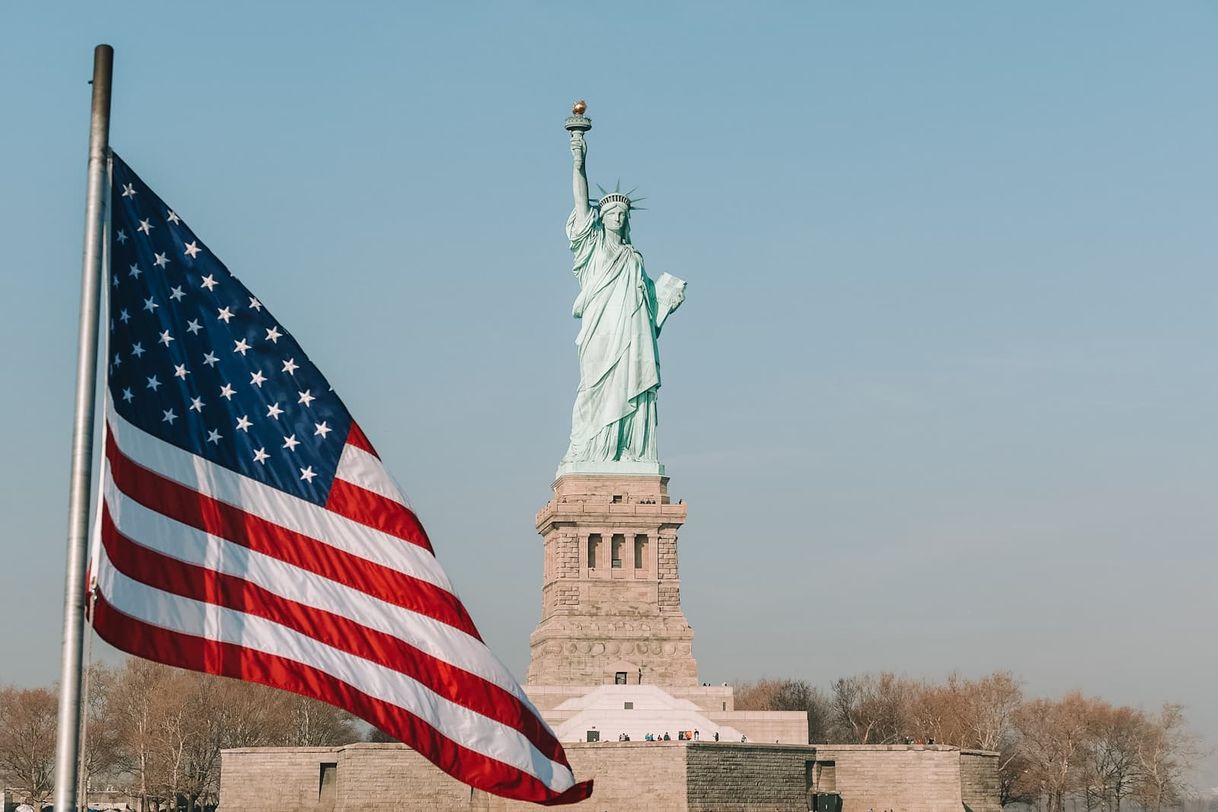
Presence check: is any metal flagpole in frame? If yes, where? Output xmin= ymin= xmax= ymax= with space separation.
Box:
xmin=54 ymin=43 xmax=113 ymax=812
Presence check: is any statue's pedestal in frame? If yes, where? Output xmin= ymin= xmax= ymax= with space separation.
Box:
xmin=526 ymin=473 xmax=698 ymax=687
xmin=555 ymin=460 xmax=665 ymax=478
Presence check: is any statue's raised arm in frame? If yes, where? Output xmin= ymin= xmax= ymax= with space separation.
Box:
xmin=571 ymin=133 xmax=589 ymax=219
xmin=569 ymin=105 xmax=590 ymax=221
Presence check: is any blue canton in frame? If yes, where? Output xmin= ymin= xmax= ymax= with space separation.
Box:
xmin=107 ymin=153 xmax=352 ymax=505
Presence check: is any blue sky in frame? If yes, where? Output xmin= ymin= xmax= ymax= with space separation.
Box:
xmin=1 ymin=1 xmax=1215 ymax=787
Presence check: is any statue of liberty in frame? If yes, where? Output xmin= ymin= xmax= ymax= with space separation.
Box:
xmin=559 ymin=103 xmax=686 ymax=473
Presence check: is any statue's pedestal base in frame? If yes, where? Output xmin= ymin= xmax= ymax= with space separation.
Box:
xmin=526 ymin=473 xmax=697 ymax=687
xmin=555 ymin=460 xmax=665 ymax=478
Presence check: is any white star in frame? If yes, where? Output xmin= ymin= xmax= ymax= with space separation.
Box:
xmin=202 ymin=351 xmax=219 ymax=367
xmin=121 ymin=387 xmax=134 ymax=403
xmin=162 ymin=408 xmax=177 ymax=425
xmin=313 ymin=421 xmax=332 ymax=438
xmin=131 ymin=342 xmax=146 ymax=358
xmin=235 ymin=415 xmax=252 ymax=432
xmin=142 ymin=296 xmax=159 ymax=313
xmin=282 ymin=434 xmax=300 ymax=451
xmin=119 ymin=308 xmax=131 ymax=324
xmin=116 ymin=229 xmax=128 ymax=244
xmin=169 ymin=286 xmax=186 ymax=302
xmin=252 ymin=447 xmax=269 ymax=464
xmin=282 ymin=358 xmax=299 ymax=375
xmin=219 ymin=383 xmax=236 ymax=400
xmin=233 ymin=338 xmax=251 ymax=355
xmin=129 ymin=264 xmax=142 ymax=279
xmin=167 ymin=210 xmax=181 ymax=224
xmin=267 ymin=402 xmax=284 ymax=420
xmin=217 ymin=306 xmax=235 ymax=323
xmin=206 ymin=428 xmax=223 ymax=445
xmin=183 ymin=241 xmax=201 ymax=259
xmin=146 ymin=375 xmax=161 ymax=391
xmin=200 ymin=274 xmax=218 ymax=291
xmin=189 ymin=396 xmax=205 ymax=412
xmin=173 ymin=363 xmax=190 ymax=380
xmin=265 ymin=326 xmax=283 ymax=343
xmin=249 ymin=297 xmax=263 ymax=311
xmin=297 ymin=389 xmax=315 ymax=407
xmin=112 ymin=274 xmax=120 ymax=288
xmin=186 ymin=319 xmax=203 ymax=335
xmin=158 ymin=330 xmax=174 ymax=347
xmin=121 ymin=183 xmax=136 ymax=198
xmin=137 ymin=219 xmax=153 ymax=235
xmin=299 ymin=466 xmax=317 ymax=483
xmin=153 ymin=252 xmax=170 ymax=269
xmin=250 ymin=370 xmax=267 ymax=387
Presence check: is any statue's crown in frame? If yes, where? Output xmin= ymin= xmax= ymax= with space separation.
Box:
xmin=592 ymin=183 xmax=646 ymax=211
xmin=598 ymin=192 xmax=632 ymax=209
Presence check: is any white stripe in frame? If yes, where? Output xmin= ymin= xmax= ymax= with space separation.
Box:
xmin=336 ymin=443 xmax=407 ymax=505
xmin=102 ymin=469 xmax=530 ymax=704
xmin=94 ymin=550 xmax=571 ymax=794
xmin=105 ymin=400 xmax=452 ymax=592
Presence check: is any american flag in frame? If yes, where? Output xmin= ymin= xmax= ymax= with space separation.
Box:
xmin=92 ymin=152 xmax=591 ymax=804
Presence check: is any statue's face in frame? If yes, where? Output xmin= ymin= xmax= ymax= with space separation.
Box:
xmin=602 ymin=205 xmax=628 ymax=234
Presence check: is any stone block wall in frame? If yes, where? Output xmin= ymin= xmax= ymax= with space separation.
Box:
xmin=219 ymin=741 xmax=1001 ymax=812
xmin=709 ymin=710 xmax=809 ymax=744
xmin=219 ymin=746 xmax=341 ymax=811
xmin=334 ymin=744 xmax=472 ymax=811
xmin=493 ymin=742 xmax=690 ymax=811
xmin=960 ymin=750 xmax=1001 ymax=812
xmin=685 ymin=742 xmax=817 ymax=811
xmin=813 ymin=744 xmax=964 ymax=812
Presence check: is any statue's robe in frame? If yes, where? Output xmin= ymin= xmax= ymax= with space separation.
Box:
xmin=562 ymin=205 xmax=660 ymax=463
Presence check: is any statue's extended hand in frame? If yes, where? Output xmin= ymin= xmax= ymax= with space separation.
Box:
xmin=570 ymin=132 xmax=587 ymax=167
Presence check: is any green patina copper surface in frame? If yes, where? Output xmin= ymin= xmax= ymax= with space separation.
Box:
xmin=559 ymin=109 xmax=686 ymax=477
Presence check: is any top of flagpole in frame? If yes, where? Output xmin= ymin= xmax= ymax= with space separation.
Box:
xmin=53 ymin=41 xmax=113 ymax=812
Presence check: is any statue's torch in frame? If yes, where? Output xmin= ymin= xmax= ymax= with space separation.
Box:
xmin=565 ymin=100 xmax=592 ymax=135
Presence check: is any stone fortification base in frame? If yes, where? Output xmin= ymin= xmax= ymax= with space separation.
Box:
xmin=218 ymin=741 xmax=1001 ymax=812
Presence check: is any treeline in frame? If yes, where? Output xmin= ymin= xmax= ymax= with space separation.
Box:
xmin=734 ymin=672 xmax=1204 ymax=812
xmin=0 ymin=660 xmax=363 ymax=811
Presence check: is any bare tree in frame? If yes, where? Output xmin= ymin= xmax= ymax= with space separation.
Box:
xmin=829 ymin=673 xmax=917 ymax=744
xmin=0 ymin=685 xmax=58 ymax=806
xmin=1133 ymin=703 xmax=1200 ymax=812
xmin=103 ymin=658 xmax=363 ymax=809
xmin=734 ymin=678 xmax=832 ymax=742
xmin=81 ymin=662 xmax=123 ymax=796
xmin=966 ymin=672 xmax=1023 ymax=752
xmin=1079 ymin=702 xmax=1145 ymax=812
xmin=109 ymin=657 xmax=166 ymax=809
xmin=1013 ymin=692 xmax=1095 ymax=812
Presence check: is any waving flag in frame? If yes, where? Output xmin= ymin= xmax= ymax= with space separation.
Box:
xmin=93 ymin=152 xmax=591 ymax=805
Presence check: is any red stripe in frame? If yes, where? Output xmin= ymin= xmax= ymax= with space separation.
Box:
xmin=98 ymin=505 xmax=566 ymax=764
xmin=91 ymin=595 xmax=592 ymax=805
xmin=345 ymin=422 xmax=378 ymax=456
xmin=327 ymin=478 xmax=433 ymax=552
xmin=105 ymin=431 xmax=480 ymax=641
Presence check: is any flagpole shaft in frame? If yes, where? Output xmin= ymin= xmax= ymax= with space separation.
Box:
xmin=54 ymin=43 xmax=113 ymax=812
